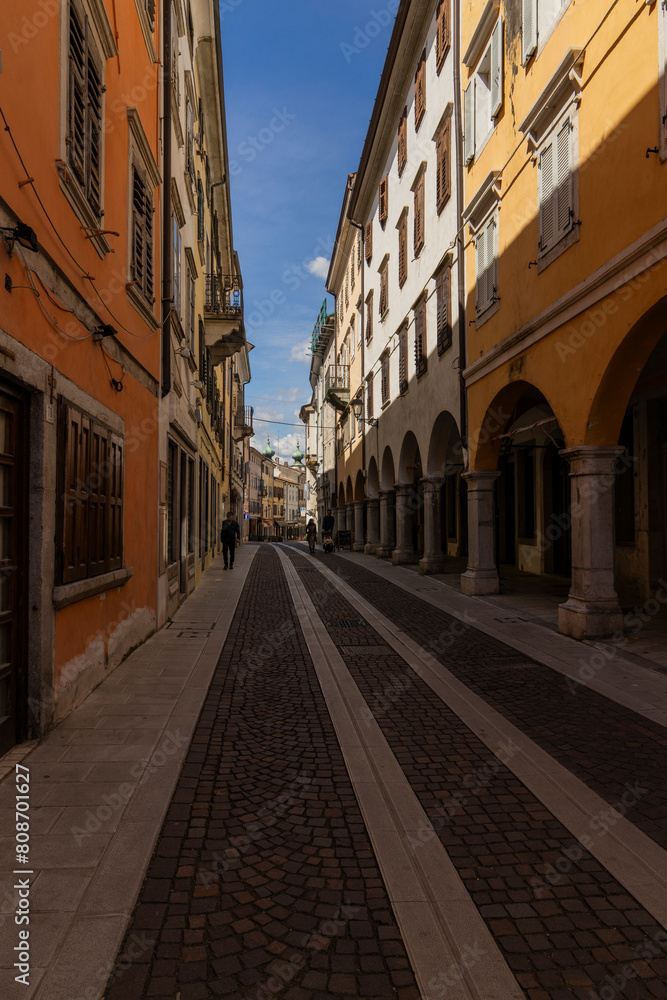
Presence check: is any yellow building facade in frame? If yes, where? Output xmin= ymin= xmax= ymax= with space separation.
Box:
xmin=461 ymin=0 xmax=667 ymax=638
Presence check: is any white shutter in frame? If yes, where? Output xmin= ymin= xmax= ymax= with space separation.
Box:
xmin=522 ymin=0 xmax=537 ymax=63
xmin=464 ymin=79 xmax=475 ymax=165
xmin=556 ymin=118 xmax=572 ymax=236
xmin=538 ymin=140 xmax=555 ymax=254
xmin=490 ymin=17 xmax=503 ymax=118
xmin=485 ymin=217 xmax=496 ymax=307
xmin=475 ymin=227 xmax=486 ymax=313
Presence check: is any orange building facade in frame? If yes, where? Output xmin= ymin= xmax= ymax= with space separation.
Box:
xmin=0 ymin=0 xmax=163 ymax=750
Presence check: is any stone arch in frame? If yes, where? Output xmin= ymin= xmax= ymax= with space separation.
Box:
xmin=397 ymin=430 xmax=422 ymax=485
xmin=345 ymin=476 xmax=354 ymax=504
xmin=337 ymin=482 xmax=345 ymax=508
xmin=354 ymin=470 xmax=366 ymax=501
xmin=426 ymin=410 xmax=462 ymax=477
xmin=367 ymin=456 xmax=380 ymax=499
xmin=473 ymin=380 xmax=567 ymax=472
xmin=585 ymin=295 xmax=667 ymax=445
xmin=380 ymin=446 xmax=395 ymax=491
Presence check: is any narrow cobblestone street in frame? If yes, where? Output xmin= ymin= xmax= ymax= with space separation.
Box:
xmin=95 ymin=542 xmax=667 ymax=1000
xmin=2 ymin=541 xmax=667 ymax=1000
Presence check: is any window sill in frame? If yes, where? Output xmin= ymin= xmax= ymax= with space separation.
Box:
xmin=475 ymin=297 xmax=500 ymax=328
xmin=127 ymin=282 xmax=160 ymax=330
xmin=53 ymin=566 xmax=134 ymax=611
xmin=537 ymin=225 xmax=580 ymax=273
xmin=58 ymin=174 xmax=109 ymax=260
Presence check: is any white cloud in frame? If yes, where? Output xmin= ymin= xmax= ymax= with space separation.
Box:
xmin=307 ymin=256 xmax=330 ymax=280
xmin=273 ymin=432 xmax=304 ymax=465
xmin=289 ymin=338 xmax=311 ymax=364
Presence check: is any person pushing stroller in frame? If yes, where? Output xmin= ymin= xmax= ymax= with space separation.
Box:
xmin=321 ymin=509 xmax=335 ymax=554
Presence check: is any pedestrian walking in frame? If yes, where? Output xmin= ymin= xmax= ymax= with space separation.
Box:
xmin=306 ymin=518 xmax=317 ymax=554
xmin=220 ymin=510 xmax=241 ymax=570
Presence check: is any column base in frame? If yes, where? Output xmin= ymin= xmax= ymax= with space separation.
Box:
xmin=352 ymin=541 xmax=365 ymax=552
xmin=558 ymin=597 xmax=623 ymax=640
xmin=375 ymin=546 xmax=393 ymax=559
xmin=364 ymin=543 xmax=377 ymax=555
xmin=392 ymin=549 xmax=420 ymax=566
xmin=460 ymin=569 xmax=499 ymax=595
xmin=419 ymin=555 xmax=446 ymax=575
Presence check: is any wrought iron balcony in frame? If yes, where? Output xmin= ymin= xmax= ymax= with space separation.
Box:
xmin=311 ymin=299 xmax=334 ymax=357
xmin=205 ymin=273 xmax=243 ymax=316
xmin=324 ymin=364 xmax=350 ymax=408
xmin=233 ymin=404 xmax=254 ymax=440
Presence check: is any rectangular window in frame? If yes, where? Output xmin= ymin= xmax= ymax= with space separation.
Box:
xmin=379 ymin=258 xmax=389 ymax=318
xmin=188 ymin=262 xmax=196 ymax=352
xmin=185 ymin=98 xmax=195 ymax=186
xmin=414 ymin=50 xmax=426 ymax=129
xmin=172 ymin=211 xmax=182 ymax=315
xmin=398 ymin=109 xmax=408 ymax=176
xmin=524 ymin=0 xmax=568 ymax=63
xmin=167 ymin=441 xmax=178 ymax=564
xmin=398 ymin=327 xmax=408 ymax=394
xmin=465 ymin=18 xmax=503 ymax=164
xmin=357 ymin=230 xmax=363 ymax=271
xmin=59 ymin=400 xmax=123 ymax=584
xmin=414 ymin=300 xmax=427 ymax=377
xmin=381 ymin=354 xmax=390 ymax=406
xmin=68 ymin=0 xmax=103 ymax=217
xmin=436 ymin=0 xmax=450 ymax=72
xmin=366 ymin=291 xmax=373 ymax=343
xmin=131 ymin=166 xmax=154 ymax=303
xmin=538 ymin=115 xmax=574 ymax=256
xmin=436 ymin=268 xmax=452 ymax=354
xmin=436 ymin=118 xmax=451 ymax=214
xmin=398 ymin=213 xmax=408 ymax=287
xmin=144 ymin=0 xmax=156 ymax=31
xmin=379 ymin=177 xmax=389 ymax=226
xmin=187 ymin=457 xmax=195 ymax=553
xmin=367 ymin=375 xmax=374 ymax=419
xmin=414 ymin=173 xmax=425 ymax=255
xmin=365 ymin=221 xmax=373 ymax=261
xmin=476 ymin=213 xmax=498 ymax=316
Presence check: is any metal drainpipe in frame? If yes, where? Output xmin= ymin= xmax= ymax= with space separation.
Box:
xmin=452 ymin=0 xmax=468 ymax=463
xmin=161 ymin=1 xmax=172 ymax=399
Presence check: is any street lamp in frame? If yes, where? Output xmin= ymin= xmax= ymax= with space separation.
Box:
xmin=350 ymin=395 xmax=377 ymax=426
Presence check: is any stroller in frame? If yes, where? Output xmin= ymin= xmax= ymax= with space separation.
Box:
xmin=322 ymin=532 xmax=335 ymax=554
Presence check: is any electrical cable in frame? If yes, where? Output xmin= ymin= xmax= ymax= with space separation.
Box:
xmin=22 ymin=260 xmax=93 ymax=341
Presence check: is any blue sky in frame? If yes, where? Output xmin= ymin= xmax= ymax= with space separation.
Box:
xmin=220 ymin=0 xmax=395 ymax=461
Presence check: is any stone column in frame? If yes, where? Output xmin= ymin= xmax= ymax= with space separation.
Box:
xmin=345 ymin=504 xmax=354 ymax=533
xmin=365 ymin=498 xmax=380 ymax=555
xmin=392 ymin=484 xmax=419 ymax=565
xmin=353 ymin=501 xmax=365 ymax=551
xmin=419 ymin=477 xmax=446 ymax=575
xmin=376 ymin=490 xmax=395 ymax=558
xmin=460 ymin=471 xmax=500 ymax=595
xmin=558 ymin=446 xmax=624 ymax=639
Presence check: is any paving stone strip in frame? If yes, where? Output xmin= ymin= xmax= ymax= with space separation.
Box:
xmin=282 ymin=548 xmax=667 ymax=1000
xmin=297 ymin=548 xmax=667 ymax=853
xmin=105 ymin=546 xmax=419 ymax=1000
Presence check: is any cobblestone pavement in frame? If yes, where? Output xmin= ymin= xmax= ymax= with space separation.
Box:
xmin=282 ymin=547 xmax=667 ymax=1000
xmin=300 ymin=548 xmax=667 ymax=852
xmin=106 ymin=546 xmax=419 ymax=1000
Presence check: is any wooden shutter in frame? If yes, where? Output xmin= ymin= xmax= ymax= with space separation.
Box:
xmin=62 ymin=405 xmax=90 ymax=583
xmin=436 ymin=119 xmax=451 ymax=214
xmin=381 ymin=355 xmax=389 ymax=404
xmin=476 ymin=227 xmax=487 ymax=314
xmin=398 ymin=215 xmax=407 ymax=287
xmin=379 ymin=177 xmax=388 ymax=225
xmin=398 ymin=111 xmax=407 ymax=175
xmin=522 ymin=0 xmax=538 ymax=63
xmin=87 ymin=41 xmax=103 ymax=216
xmin=414 ymin=174 xmax=425 ymax=254
xmin=414 ymin=51 xmax=426 ymax=128
xmin=379 ymin=261 xmax=388 ymax=316
xmin=132 ymin=166 xmax=153 ymax=302
xmin=415 ymin=301 xmax=427 ymax=376
xmin=145 ymin=0 xmax=156 ymax=31
xmin=367 ymin=375 xmax=374 ymax=419
xmin=436 ymin=268 xmax=452 ymax=353
xmin=436 ymin=0 xmax=450 ymax=71
xmin=490 ymin=17 xmax=503 ymax=118
xmin=399 ymin=328 xmax=408 ymax=393
xmin=464 ymin=80 xmax=475 ymax=165
xmin=538 ymin=139 xmax=555 ymax=253
xmin=366 ymin=294 xmax=373 ymax=343
xmin=68 ymin=3 xmax=87 ymax=185
xmin=87 ymin=424 xmax=108 ymax=577
xmin=556 ymin=118 xmax=572 ymax=237
xmin=108 ymin=432 xmax=123 ymax=571
xmin=485 ymin=217 xmax=497 ymax=307
xmin=365 ymin=222 xmax=373 ymax=261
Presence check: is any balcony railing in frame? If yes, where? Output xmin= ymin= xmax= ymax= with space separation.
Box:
xmin=325 ymin=364 xmax=350 ymax=395
xmin=311 ymin=299 xmax=334 ymax=357
xmin=234 ymin=404 xmax=254 ymax=439
xmin=205 ymin=273 xmax=243 ymax=316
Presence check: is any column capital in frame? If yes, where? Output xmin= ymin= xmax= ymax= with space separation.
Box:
xmin=462 ymin=470 xmax=500 ymax=489
xmin=353 ymin=499 xmax=365 ymax=510
xmin=421 ymin=476 xmax=445 ymax=491
xmin=379 ymin=488 xmax=396 ymax=500
xmin=394 ymin=483 xmax=414 ymax=496
xmin=559 ymin=445 xmax=624 ymax=476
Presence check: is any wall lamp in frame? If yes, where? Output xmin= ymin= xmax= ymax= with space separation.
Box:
xmin=350 ymin=396 xmax=377 ymax=426
xmin=1 ymin=222 xmax=39 ymax=255
xmin=93 ymin=324 xmax=117 ymax=342
xmin=190 ymin=379 xmax=205 ymax=390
